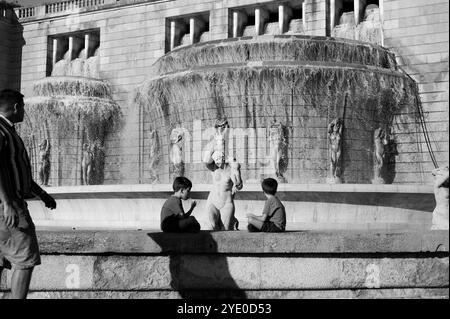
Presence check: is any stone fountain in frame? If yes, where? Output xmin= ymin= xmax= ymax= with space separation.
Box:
xmin=1 ymin=1 xmax=447 ymax=300
xmin=135 ymin=35 xmax=420 ymax=186
xmin=19 ymin=47 xmax=121 ymax=187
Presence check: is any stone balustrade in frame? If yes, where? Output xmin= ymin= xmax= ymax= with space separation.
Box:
xmin=14 ymin=0 xmax=165 ymax=21
xmin=45 ymin=0 xmax=105 ymax=14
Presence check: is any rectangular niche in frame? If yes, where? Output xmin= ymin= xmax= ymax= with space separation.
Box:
xmin=330 ymin=0 xmax=383 ymax=44
xmin=165 ymin=11 xmax=210 ymax=53
xmin=330 ymin=0 xmax=381 ymax=28
xmin=228 ymin=0 xmax=306 ymax=38
xmin=46 ymin=29 xmax=100 ymax=77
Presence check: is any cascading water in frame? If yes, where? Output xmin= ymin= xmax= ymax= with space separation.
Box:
xmin=135 ymin=35 xmax=422 ymax=184
xmin=51 ymin=48 xmax=100 ymax=78
xmin=19 ymin=48 xmax=121 ymax=186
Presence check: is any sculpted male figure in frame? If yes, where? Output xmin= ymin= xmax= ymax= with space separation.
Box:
xmin=0 ymin=89 xmax=57 ymax=299
xmin=148 ymin=130 xmax=160 ymax=183
xmin=81 ymin=143 xmax=94 ymax=185
xmin=170 ymin=128 xmax=184 ymax=177
xmin=269 ymin=124 xmax=282 ymax=178
xmin=203 ymin=150 xmax=243 ymax=230
xmin=269 ymin=122 xmax=287 ymax=180
xmin=38 ymin=139 xmax=51 ymax=186
xmin=373 ymin=127 xmax=388 ymax=183
xmin=431 ymin=166 xmax=449 ymax=230
xmin=327 ymin=118 xmax=343 ymax=183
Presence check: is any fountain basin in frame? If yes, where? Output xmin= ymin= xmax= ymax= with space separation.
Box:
xmin=137 ymin=35 xmax=420 ymax=184
xmin=28 ymin=184 xmax=435 ymax=231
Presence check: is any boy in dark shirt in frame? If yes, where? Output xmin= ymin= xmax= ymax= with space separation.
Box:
xmin=160 ymin=177 xmax=200 ymax=233
xmin=246 ymin=178 xmax=286 ymax=232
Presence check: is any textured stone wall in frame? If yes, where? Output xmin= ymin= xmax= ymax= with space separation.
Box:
xmin=383 ymin=0 xmax=449 ymax=183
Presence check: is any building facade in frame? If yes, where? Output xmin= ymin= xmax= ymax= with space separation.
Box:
xmin=1 ymin=0 xmax=448 ymax=185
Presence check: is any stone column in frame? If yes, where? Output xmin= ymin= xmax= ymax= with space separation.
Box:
xmin=52 ymin=38 xmax=58 ymax=66
xmin=190 ymin=17 xmax=205 ymax=44
xmin=379 ymin=0 xmax=385 ymax=46
xmin=255 ymin=8 xmax=269 ymax=36
xmin=68 ymin=36 xmax=74 ymax=61
xmin=330 ymin=0 xmax=336 ymax=30
xmin=233 ymin=11 xmax=247 ymax=37
xmin=354 ymin=0 xmax=367 ymax=24
xmin=189 ymin=18 xmax=195 ymax=45
xmin=170 ymin=20 xmax=177 ymax=50
xmin=84 ymin=34 xmax=90 ymax=59
xmin=302 ymin=1 xmax=307 ymax=31
xmin=278 ymin=4 xmax=292 ymax=34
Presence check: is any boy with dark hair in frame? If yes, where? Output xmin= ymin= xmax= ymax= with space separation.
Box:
xmin=160 ymin=177 xmax=201 ymax=233
xmin=246 ymin=178 xmax=286 ymax=232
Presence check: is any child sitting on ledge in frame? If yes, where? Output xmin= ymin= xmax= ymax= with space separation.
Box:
xmin=160 ymin=177 xmax=201 ymax=233
xmin=246 ymin=178 xmax=286 ymax=232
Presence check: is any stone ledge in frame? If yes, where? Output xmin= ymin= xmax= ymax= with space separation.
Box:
xmin=1 ymin=254 xmax=448 ymax=290
xmin=39 ymin=183 xmax=434 ymax=194
xmin=36 ymin=230 xmax=449 ymax=254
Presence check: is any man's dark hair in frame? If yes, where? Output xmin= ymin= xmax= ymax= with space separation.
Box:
xmin=261 ymin=178 xmax=278 ymax=195
xmin=0 ymin=89 xmax=24 ymax=109
xmin=173 ymin=176 xmax=192 ymax=192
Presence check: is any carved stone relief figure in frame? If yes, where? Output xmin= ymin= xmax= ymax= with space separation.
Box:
xmin=327 ymin=118 xmax=343 ymax=183
xmin=268 ymin=121 xmax=288 ymax=182
xmin=81 ymin=142 xmax=94 ymax=185
xmin=148 ymin=129 xmax=160 ymax=183
xmin=38 ymin=138 xmax=51 ymax=186
xmin=170 ymin=127 xmax=185 ymax=177
xmin=372 ymin=127 xmax=388 ymax=184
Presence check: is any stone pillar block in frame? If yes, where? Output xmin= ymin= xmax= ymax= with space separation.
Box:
xmin=330 ymin=0 xmax=336 ymax=29
xmin=170 ymin=20 xmax=177 ymax=51
xmin=68 ymin=36 xmax=74 ymax=61
xmin=255 ymin=7 xmax=269 ymax=36
xmin=302 ymin=1 xmax=307 ymax=31
xmin=190 ymin=17 xmax=205 ymax=44
xmin=232 ymin=11 xmax=247 ymax=38
xmin=278 ymin=4 xmax=292 ymax=34
xmin=354 ymin=0 xmax=367 ymax=24
xmin=52 ymin=38 xmax=58 ymax=66
xmin=84 ymin=34 xmax=90 ymax=59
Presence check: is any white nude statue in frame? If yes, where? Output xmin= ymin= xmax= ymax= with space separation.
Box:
xmin=431 ymin=166 xmax=449 ymax=230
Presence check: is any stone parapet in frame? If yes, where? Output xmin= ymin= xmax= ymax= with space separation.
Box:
xmin=0 ymin=230 xmax=448 ymax=298
xmin=26 ymin=184 xmax=436 ymax=231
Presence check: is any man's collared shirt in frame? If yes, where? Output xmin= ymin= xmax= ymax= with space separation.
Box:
xmin=0 ymin=115 xmax=33 ymax=201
